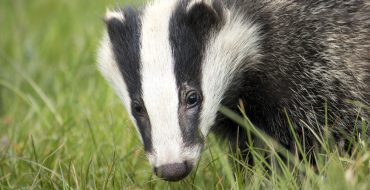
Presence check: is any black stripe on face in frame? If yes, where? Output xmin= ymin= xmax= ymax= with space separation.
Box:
xmin=106 ymin=7 xmax=152 ymax=152
xmin=169 ymin=0 xmax=224 ymax=147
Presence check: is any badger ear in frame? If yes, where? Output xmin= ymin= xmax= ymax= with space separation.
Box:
xmin=186 ymin=0 xmax=227 ymax=37
xmin=103 ymin=7 xmax=140 ymax=46
xmin=104 ymin=8 xmax=125 ymax=23
xmin=103 ymin=8 xmax=126 ymax=43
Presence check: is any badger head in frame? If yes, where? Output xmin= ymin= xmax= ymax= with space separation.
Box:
xmin=98 ymin=0 xmax=261 ymax=181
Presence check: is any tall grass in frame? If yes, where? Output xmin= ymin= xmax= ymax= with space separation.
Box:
xmin=0 ymin=0 xmax=369 ymax=189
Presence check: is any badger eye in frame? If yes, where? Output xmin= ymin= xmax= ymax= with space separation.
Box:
xmin=133 ymin=102 xmax=145 ymax=115
xmin=186 ymin=91 xmax=201 ymax=108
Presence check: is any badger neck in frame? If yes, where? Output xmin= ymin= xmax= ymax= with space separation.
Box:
xmin=199 ymin=9 xmax=263 ymax=136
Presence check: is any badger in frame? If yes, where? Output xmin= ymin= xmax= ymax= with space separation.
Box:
xmin=97 ymin=0 xmax=370 ymax=181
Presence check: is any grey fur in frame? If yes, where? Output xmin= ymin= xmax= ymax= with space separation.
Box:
xmin=216 ymin=0 xmax=370 ymax=153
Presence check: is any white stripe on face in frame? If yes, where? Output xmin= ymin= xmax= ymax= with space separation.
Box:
xmin=140 ymin=0 xmax=188 ymax=167
xmin=200 ymin=11 xmax=261 ymax=136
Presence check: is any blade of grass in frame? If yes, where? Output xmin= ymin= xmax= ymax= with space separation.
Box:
xmin=219 ymin=106 xmax=305 ymax=174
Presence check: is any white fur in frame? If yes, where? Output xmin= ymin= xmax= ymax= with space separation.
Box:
xmin=140 ymin=0 xmax=202 ymax=167
xmin=186 ymin=0 xmax=213 ymax=12
xmin=105 ymin=9 xmax=125 ymax=22
xmin=97 ymin=33 xmax=130 ymax=113
xmin=200 ymin=11 xmax=262 ymax=136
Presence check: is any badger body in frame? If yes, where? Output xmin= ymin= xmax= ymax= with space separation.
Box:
xmin=98 ymin=0 xmax=370 ymax=181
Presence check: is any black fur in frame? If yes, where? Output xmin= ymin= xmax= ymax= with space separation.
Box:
xmin=106 ymin=7 xmax=153 ymax=152
xmin=169 ymin=0 xmax=224 ymax=147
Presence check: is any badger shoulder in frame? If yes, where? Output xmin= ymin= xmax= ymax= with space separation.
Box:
xmin=213 ymin=0 xmax=370 ymax=146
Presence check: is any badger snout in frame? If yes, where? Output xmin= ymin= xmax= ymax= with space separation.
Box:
xmin=148 ymin=145 xmax=202 ymax=181
xmin=153 ymin=161 xmax=193 ymax=181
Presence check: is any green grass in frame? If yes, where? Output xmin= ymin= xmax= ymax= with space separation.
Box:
xmin=0 ymin=0 xmax=369 ymax=189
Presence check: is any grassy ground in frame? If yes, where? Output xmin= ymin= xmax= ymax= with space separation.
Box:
xmin=0 ymin=0 xmax=369 ymax=189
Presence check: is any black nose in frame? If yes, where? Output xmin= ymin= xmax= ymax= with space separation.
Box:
xmin=154 ymin=162 xmax=192 ymax=181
